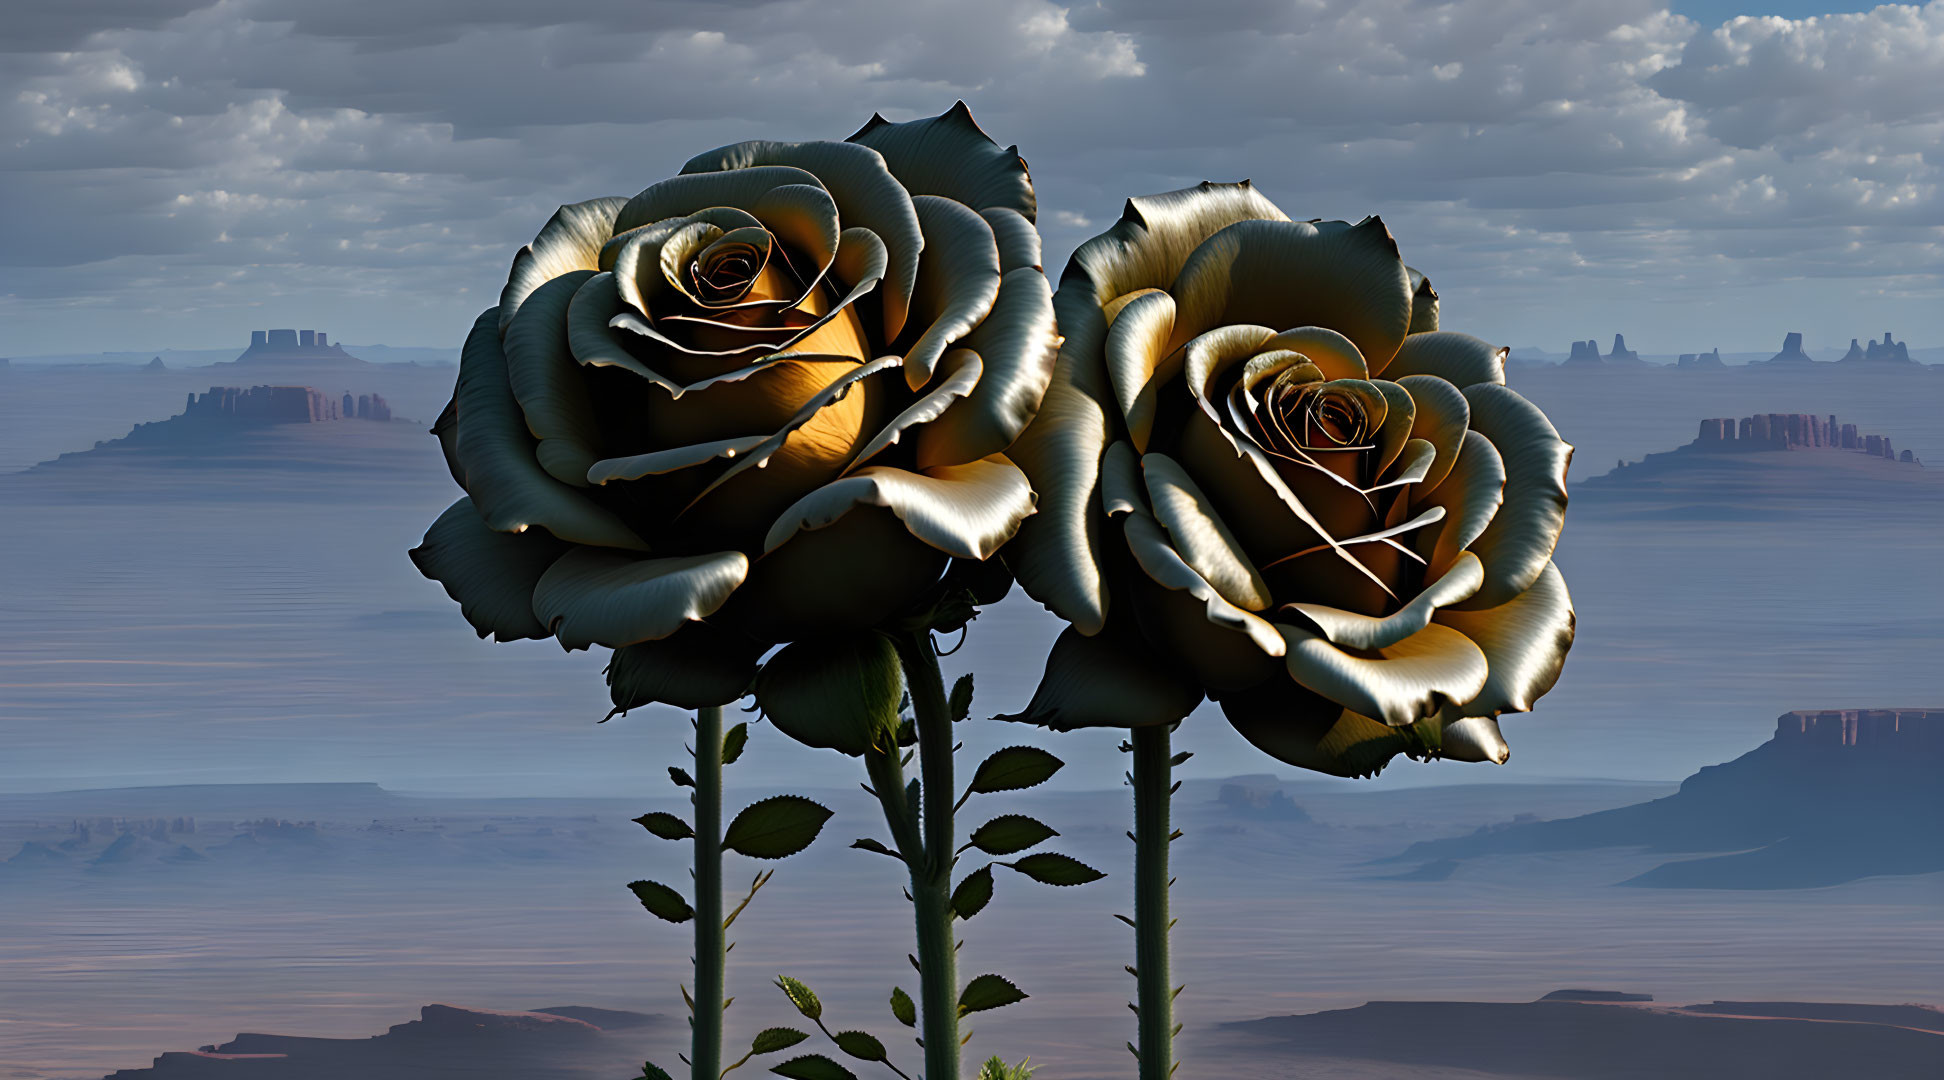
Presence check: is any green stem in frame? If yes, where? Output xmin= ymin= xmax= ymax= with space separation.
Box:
xmin=1132 ymin=723 xmax=1174 ymax=1080
xmin=891 ymin=629 xmax=961 ymax=1080
xmin=693 ymin=704 xmax=725 ymax=1080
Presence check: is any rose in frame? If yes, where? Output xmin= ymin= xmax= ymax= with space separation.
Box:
xmin=410 ymin=104 xmax=1057 ymax=710
xmin=1004 ymin=182 xmax=1575 ymax=776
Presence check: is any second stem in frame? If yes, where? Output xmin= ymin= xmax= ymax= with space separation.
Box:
xmin=891 ymin=629 xmax=960 ymax=1080
xmin=1131 ymin=722 xmax=1174 ymax=1080
xmin=692 ymin=704 xmax=725 ymax=1080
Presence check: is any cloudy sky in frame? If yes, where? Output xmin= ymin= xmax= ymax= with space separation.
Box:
xmin=4 ymin=0 xmax=1940 ymax=358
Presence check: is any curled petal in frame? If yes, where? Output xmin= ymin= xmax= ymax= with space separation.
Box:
xmin=410 ymin=497 xmax=569 ymax=642
xmin=1260 ymin=326 xmax=1367 ymax=381
xmin=998 ymin=624 xmax=1204 ymax=731
xmin=500 ymin=196 xmax=626 ymax=333
xmin=1381 ymin=331 xmax=1506 ymax=387
xmin=846 ymin=348 xmax=983 ymax=471
xmin=1435 ymin=715 xmax=1511 ymax=764
xmin=566 ymin=272 xmax=686 ymax=394
xmin=983 ymin=207 xmax=1042 ymax=272
xmin=681 ymin=140 xmax=922 ymax=341
xmin=912 ymin=266 xmax=1059 ymax=469
xmin=1434 ymin=561 xmax=1575 ymax=716
xmin=903 ymin=195 xmax=1001 ymax=389
xmin=1407 ymin=266 xmax=1439 ymax=334
xmin=1141 ymin=452 xmax=1271 ymax=612
xmin=763 ymin=455 xmax=1036 ymax=562
xmin=1004 ymin=334 xmax=1116 ymax=635
xmin=1099 ymin=439 xmax=1146 ymax=518
xmin=1168 ymin=217 xmax=1412 ymax=372
xmin=1220 ymin=680 xmax=1418 ymax=779
xmin=1393 ymin=374 xmax=1469 ymax=494
xmin=1458 ymin=384 xmax=1572 ymax=608
xmin=1282 ymin=551 xmax=1483 ymax=651
xmin=587 ymin=436 xmax=768 ymax=485
xmin=606 ymin=621 xmax=766 ymax=714
xmin=1102 ymin=289 xmax=1179 ymax=452
xmin=847 ymin=101 xmax=1037 ymax=221
xmin=1064 ymin=180 xmax=1291 ymax=309
xmin=750 ymin=182 xmax=841 ymax=288
xmin=1278 ymin=621 xmax=1489 ymax=729
xmin=504 ymin=269 xmax=602 ymax=486
xmin=533 ymin=548 xmax=749 ymax=650
xmin=1414 ymin=430 xmax=1504 ymax=574
xmin=432 ymin=395 xmax=464 ymax=488
xmin=1123 ymin=512 xmax=1285 ymax=663
xmin=453 ymin=308 xmax=647 ymax=550
xmin=614 ymin=166 xmax=819 ymax=234
xmin=728 ymin=505 xmax=951 ymax=643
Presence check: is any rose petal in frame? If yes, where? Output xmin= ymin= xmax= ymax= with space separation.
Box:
xmin=726 ymin=505 xmax=950 ymax=643
xmin=1220 ymin=680 xmax=1417 ymax=779
xmin=1122 ymin=512 xmax=1286 ymax=671
xmin=681 ymin=140 xmax=921 ymax=342
xmin=763 ymin=454 xmax=1036 ymax=562
xmin=605 ymin=621 xmax=766 ymax=714
xmin=982 ymin=207 xmax=1042 ymax=272
xmin=500 ymin=196 xmax=626 ymax=333
xmin=847 ymin=101 xmax=1037 ymax=221
xmin=1393 ymin=373 xmax=1470 ymax=494
xmin=1141 ymin=452 xmax=1272 ymax=612
xmin=504 ymin=269 xmax=603 ymax=487
xmin=1281 ymin=551 xmax=1483 ymax=651
xmin=410 ymin=497 xmax=570 ymax=642
xmin=1064 ymin=180 xmax=1291 ymax=311
xmin=1455 ymin=384 xmax=1572 ymax=608
xmin=532 ymin=547 xmax=749 ymax=651
xmin=452 ymin=308 xmax=647 ymax=550
xmin=1167 ymin=217 xmax=1413 ymax=372
xmin=615 ymin=165 xmax=820 ymax=234
xmin=911 ymin=265 xmax=1059 ymax=470
xmin=1382 ymin=331 xmax=1506 ymax=387
xmin=1407 ymin=266 xmax=1439 ymax=334
xmin=997 ymin=623 xmax=1204 ymax=731
xmin=1433 ymin=560 xmax=1575 ymax=716
xmin=1277 ymin=620 xmax=1489 ymax=729
xmin=1413 ymin=429 xmax=1505 ymax=574
xmin=903 ymin=195 xmax=1002 ymax=390
xmin=844 ymin=347 xmax=984 ymax=471
xmin=1102 ymin=289 xmax=1179 ymax=452
xmin=1259 ymin=326 xmax=1368 ymax=381
xmin=1435 ymin=715 xmax=1509 ymax=764
xmin=587 ymin=436 xmax=770 ymax=485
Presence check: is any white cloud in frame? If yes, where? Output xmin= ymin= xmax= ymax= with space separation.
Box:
xmin=1 ymin=0 xmax=1940 ymax=355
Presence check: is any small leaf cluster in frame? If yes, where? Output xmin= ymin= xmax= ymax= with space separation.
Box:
xmin=736 ymin=975 xmax=913 ymax=1080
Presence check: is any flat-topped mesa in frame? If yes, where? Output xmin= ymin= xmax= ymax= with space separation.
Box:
xmin=235 ymin=328 xmax=354 ymax=363
xmin=1774 ymin=709 xmax=1943 ymax=753
xmin=180 ymin=385 xmax=391 ymax=424
xmin=1762 ymin=331 xmax=1815 ymax=364
xmin=1565 ymin=338 xmax=1603 ymax=365
xmin=1686 ymin=411 xmax=1916 ymax=464
xmin=1677 ymin=348 xmax=1724 ymax=370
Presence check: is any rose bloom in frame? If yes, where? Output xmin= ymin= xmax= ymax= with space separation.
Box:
xmin=1005 ymin=183 xmax=1574 ymax=776
xmin=411 ymin=105 xmax=1057 ymax=707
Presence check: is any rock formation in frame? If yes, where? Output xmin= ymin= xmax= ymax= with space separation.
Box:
xmin=1763 ymin=331 xmax=1815 ymax=364
xmin=1676 ymin=348 xmax=1724 ymax=370
xmin=1686 ymin=411 xmax=1914 ymax=462
xmin=232 ymin=328 xmax=358 ymax=364
xmin=1606 ymin=333 xmax=1642 ymax=364
xmin=1565 ymin=339 xmax=1603 ymax=365
xmin=143 ymin=357 xmax=166 ymax=372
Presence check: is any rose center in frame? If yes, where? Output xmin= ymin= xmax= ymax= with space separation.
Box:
xmin=690 ymin=227 xmax=774 ymax=305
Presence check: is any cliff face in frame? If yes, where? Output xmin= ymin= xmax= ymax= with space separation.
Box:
xmin=1683 ymin=411 xmax=1912 ymax=462
xmin=1393 ymin=709 xmax=1944 ymax=888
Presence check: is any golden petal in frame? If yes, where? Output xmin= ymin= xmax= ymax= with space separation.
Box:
xmin=1381 ymin=331 xmax=1506 ymax=387
xmin=1454 ymin=384 xmax=1571 ymax=608
xmin=1219 ymin=680 xmax=1417 ymax=779
xmin=1277 ymin=620 xmax=1489 ymax=728
xmin=1281 ymin=551 xmax=1483 ymax=651
xmin=1141 ymin=452 xmax=1271 ymax=611
xmin=844 ymin=348 xmax=983 ymax=472
xmin=1260 ymin=326 xmax=1368 ymax=381
xmin=1122 ymin=511 xmax=1285 ymax=663
xmin=763 ymin=454 xmax=1035 ymax=562
xmin=1065 ymin=180 xmax=1291 ymax=310
xmin=1393 ymin=373 xmax=1469 ymax=494
xmin=1413 ymin=429 xmax=1505 ymax=574
xmin=1102 ymin=289 xmax=1180 ymax=452
xmin=1433 ymin=560 xmax=1575 ymax=715
xmin=1167 ymin=217 xmax=1412 ymax=373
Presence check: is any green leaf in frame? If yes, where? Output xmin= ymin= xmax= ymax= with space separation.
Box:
xmin=636 ymin=1061 xmax=676 ymax=1080
xmin=1004 ymin=853 xmax=1105 ymax=887
xmin=668 ymin=766 xmax=696 ymax=788
xmin=851 ymin=838 xmax=902 ymax=861
xmin=951 ymin=864 xmax=994 ymax=920
xmin=769 ymin=1054 xmax=857 ymax=1080
xmin=966 ymin=746 xmax=1064 ymax=794
xmin=967 ymin=814 xmax=1058 ymax=856
xmin=958 ymin=974 xmax=1028 ymax=1016
xmin=831 ymin=1030 xmax=887 ymax=1062
xmin=949 ymin=674 xmax=975 ymax=722
xmin=890 ymin=987 xmax=916 ymax=1027
xmin=753 ymin=633 xmax=904 ymax=756
xmin=750 ymin=1027 xmax=811 ymax=1055
xmin=776 ymin=975 xmax=823 ymax=1021
xmin=723 ymin=795 xmax=833 ymax=860
xmin=722 ymin=722 xmax=750 ymax=765
xmin=626 ymin=879 xmax=694 ymax=922
xmin=632 ymin=812 xmax=693 ymax=841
